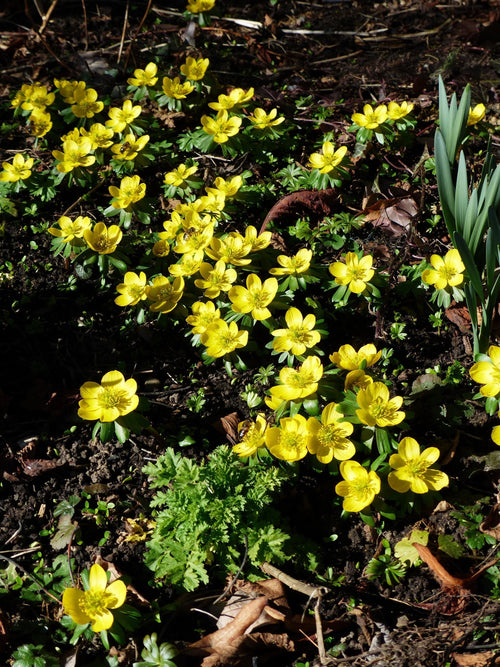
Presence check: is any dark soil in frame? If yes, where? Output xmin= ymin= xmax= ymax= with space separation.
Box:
xmin=1 ymin=1 xmax=500 ymax=665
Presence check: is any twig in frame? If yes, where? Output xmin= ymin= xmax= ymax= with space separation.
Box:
xmin=260 ymin=562 xmax=327 ymax=598
xmin=213 ymin=535 xmax=248 ymax=605
xmin=81 ymin=0 xmax=88 ymax=51
xmin=23 ymin=0 xmax=76 ymax=75
xmin=117 ymin=0 xmax=130 ymax=65
xmin=0 ymin=553 xmax=61 ymax=603
xmin=314 ymin=592 xmax=327 ymax=665
xmin=122 ymin=0 xmax=153 ymax=73
xmin=61 ymin=178 xmax=106 ymax=217
xmin=38 ymin=0 xmax=59 ymax=35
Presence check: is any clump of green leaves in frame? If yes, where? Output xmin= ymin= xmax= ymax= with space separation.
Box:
xmin=144 ymin=446 xmax=291 ymax=591
xmin=133 ymin=633 xmax=177 ymax=667
xmin=365 ymin=538 xmax=406 ymax=585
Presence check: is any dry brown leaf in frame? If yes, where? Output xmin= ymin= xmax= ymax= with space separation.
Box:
xmin=480 ymin=502 xmax=500 ymax=540
xmin=451 ymin=651 xmax=500 ymax=666
xmin=363 ymin=196 xmax=418 ymax=236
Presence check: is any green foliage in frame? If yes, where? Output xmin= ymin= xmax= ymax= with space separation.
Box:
xmin=365 ymin=539 xmax=406 ymax=586
xmin=144 ymin=446 xmax=291 ymax=590
xmin=133 ymin=633 xmax=177 ymax=667
xmin=11 ymin=644 xmax=59 ymax=667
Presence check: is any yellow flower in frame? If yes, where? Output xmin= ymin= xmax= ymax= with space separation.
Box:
xmin=265 ymin=414 xmax=311 ymax=462
xmin=52 ymin=138 xmax=95 ymax=173
xmin=0 ymin=154 xmax=34 ymax=182
xmin=356 ymin=382 xmax=405 ymax=428
xmin=467 ymin=103 xmax=486 ymax=126
xmin=71 ymin=87 xmax=104 ymax=118
xmin=62 ymin=563 xmax=127 ymax=632
xmin=421 ymin=249 xmax=465 ymax=290
xmin=81 ymin=123 xmax=114 ymax=149
xmin=162 ymin=76 xmax=195 ymax=99
xmin=200 ymin=319 xmax=248 ymax=357
xmin=388 ymin=437 xmax=449 ymax=494
xmin=186 ymin=300 xmax=220 ymax=334
xmin=307 ymin=402 xmax=355 ymax=464
xmin=233 ymin=414 xmax=268 ymax=457
xmin=228 ymin=274 xmax=278 ymax=320
xmin=269 ymin=248 xmax=312 ymax=276
xmin=54 ymin=79 xmax=86 ymax=104
xmin=48 ymin=215 xmax=92 ymax=244
xmin=266 ymin=356 xmax=323 ymax=406
xmin=206 ymin=233 xmax=253 ymax=265
xmin=146 ymin=275 xmax=184 ymax=313
xmin=208 ymin=87 xmax=254 ymax=111
xmin=164 ymin=163 xmax=198 ymax=187
xmin=115 ymin=271 xmax=148 ymax=307
xmin=109 ymin=175 xmax=146 ymax=210
xmin=28 ymin=109 xmax=52 ymax=137
xmin=470 ymin=345 xmax=500 ymax=397
xmin=307 ymin=142 xmax=347 ymax=174
xmin=111 ymin=133 xmax=150 ymax=161
xmin=201 ymin=110 xmax=242 ymax=143
xmin=344 ymin=369 xmax=373 ymax=391
xmin=387 ymin=101 xmax=414 ymax=120
xmin=351 ymin=104 xmax=388 ymax=129
xmin=248 ymin=108 xmax=285 ymax=129
xmin=106 ymin=100 xmax=142 ymax=133
xmin=173 ymin=225 xmax=214 ymax=255
xmin=78 ymin=370 xmax=139 ymax=422
xmin=335 ymin=461 xmax=381 ymax=512
xmin=271 ymin=307 xmax=321 ymax=356
xmin=127 ymin=62 xmax=158 ymax=87
xmin=168 ymin=250 xmax=204 ymax=277
xmin=492 ymin=424 xmax=500 ymax=447
xmin=243 ymin=225 xmax=272 ymax=252
xmin=83 ymin=222 xmax=123 ymax=255
xmin=206 ymin=175 xmax=243 ymax=199
xmin=19 ymin=84 xmax=55 ymax=111
xmin=180 ymin=56 xmax=209 ymax=80
xmin=152 ymin=239 xmax=170 ymax=257
xmin=329 ymin=343 xmax=381 ymax=370
xmin=186 ymin=0 xmax=216 ymax=11
xmin=194 ymin=260 xmax=237 ymax=298
xmin=329 ymin=252 xmax=374 ymax=294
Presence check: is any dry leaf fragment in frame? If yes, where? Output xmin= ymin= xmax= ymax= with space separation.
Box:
xmin=363 ymin=196 xmax=418 ymax=236
xmin=480 ymin=502 xmax=500 ymax=540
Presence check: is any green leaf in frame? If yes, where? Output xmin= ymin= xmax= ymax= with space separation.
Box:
xmin=394 ymin=530 xmax=429 ymax=565
xmin=438 ymin=534 xmax=465 ymax=558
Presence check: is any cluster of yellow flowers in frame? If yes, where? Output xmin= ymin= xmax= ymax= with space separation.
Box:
xmin=351 ymin=100 xmax=414 ymax=131
xmin=470 ymin=345 xmax=500 ymax=446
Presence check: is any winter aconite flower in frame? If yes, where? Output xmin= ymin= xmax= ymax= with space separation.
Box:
xmin=109 ymin=175 xmax=146 ymax=210
xmin=206 ymin=234 xmax=253 ymax=265
xmin=335 ymin=461 xmax=381 ymax=512
xmin=71 ymin=87 xmax=104 ymax=118
xmin=470 ymin=345 xmax=500 ymax=397
xmin=228 ymin=274 xmax=278 ymax=320
xmin=146 ymin=276 xmax=184 ymax=313
xmin=308 ymin=141 xmax=347 ymax=174
xmin=162 ymin=76 xmax=195 ymax=100
xmin=388 ymin=437 xmax=449 ymax=494
xmin=28 ymin=109 xmax=52 ymax=137
xmin=270 ymin=248 xmax=313 ymax=276
xmin=48 ymin=215 xmax=92 ymax=244
xmin=194 ymin=260 xmax=237 ymax=298
xmin=233 ymin=414 xmax=268 ymax=457
xmin=467 ymin=103 xmax=486 ymax=126
xmin=127 ymin=62 xmax=158 ymax=87
xmin=329 ymin=344 xmax=381 ymax=370
xmin=111 ymin=133 xmax=149 ymax=161
xmin=208 ymin=88 xmax=254 ymax=111
xmin=329 ymin=252 xmax=374 ymax=294
xmin=83 ymin=222 xmax=123 ymax=255
xmin=0 ymin=154 xmax=34 ymax=182
xmin=356 ymin=382 xmax=405 ymax=428
xmin=62 ymin=563 xmax=127 ymax=632
xmin=164 ymin=163 xmax=198 ymax=187
xmin=266 ymin=356 xmax=323 ymax=407
xmin=271 ymin=307 xmax=321 ymax=356
xmin=421 ymin=249 xmax=465 ymax=290
xmin=248 ymin=108 xmax=285 ymax=129
xmin=106 ymin=100 xmax=142 ymax=133
xmin=52 ymin=137 xmax=95 ymax=173
xmin=78 ymin=371 xmax=139 ymax=422
xmin=307 ymin=403 xmax=355 ymax=463
xmin=180 ymin=56 xmax=209 ymax=81
xmin=186 ymin=0 xmax=215 ymax=12
xmin=115 ymin=272 xmax=148 ymax=307
xmin=265 ymin=414 xmax=311 ymax=462
xmin=81 ymin=123 xmax=114 ymax=149
xmin=387 ymin=101 xmax=414 ymax=120
xmin=201 ymin=110 xmax=242 ymax=143
xmin=351 ymin=104 xmax=388 ymax=129
xmin=200 ymin=319 xmax=248 ymax=357
xmin=186 ymin=300 xmax=221 ymax=334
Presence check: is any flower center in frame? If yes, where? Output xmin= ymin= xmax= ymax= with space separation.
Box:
xmin=99 ymin=388 xmax=124 ymax=409
xmin=79 ymin=590 xmax=114 ymax=619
